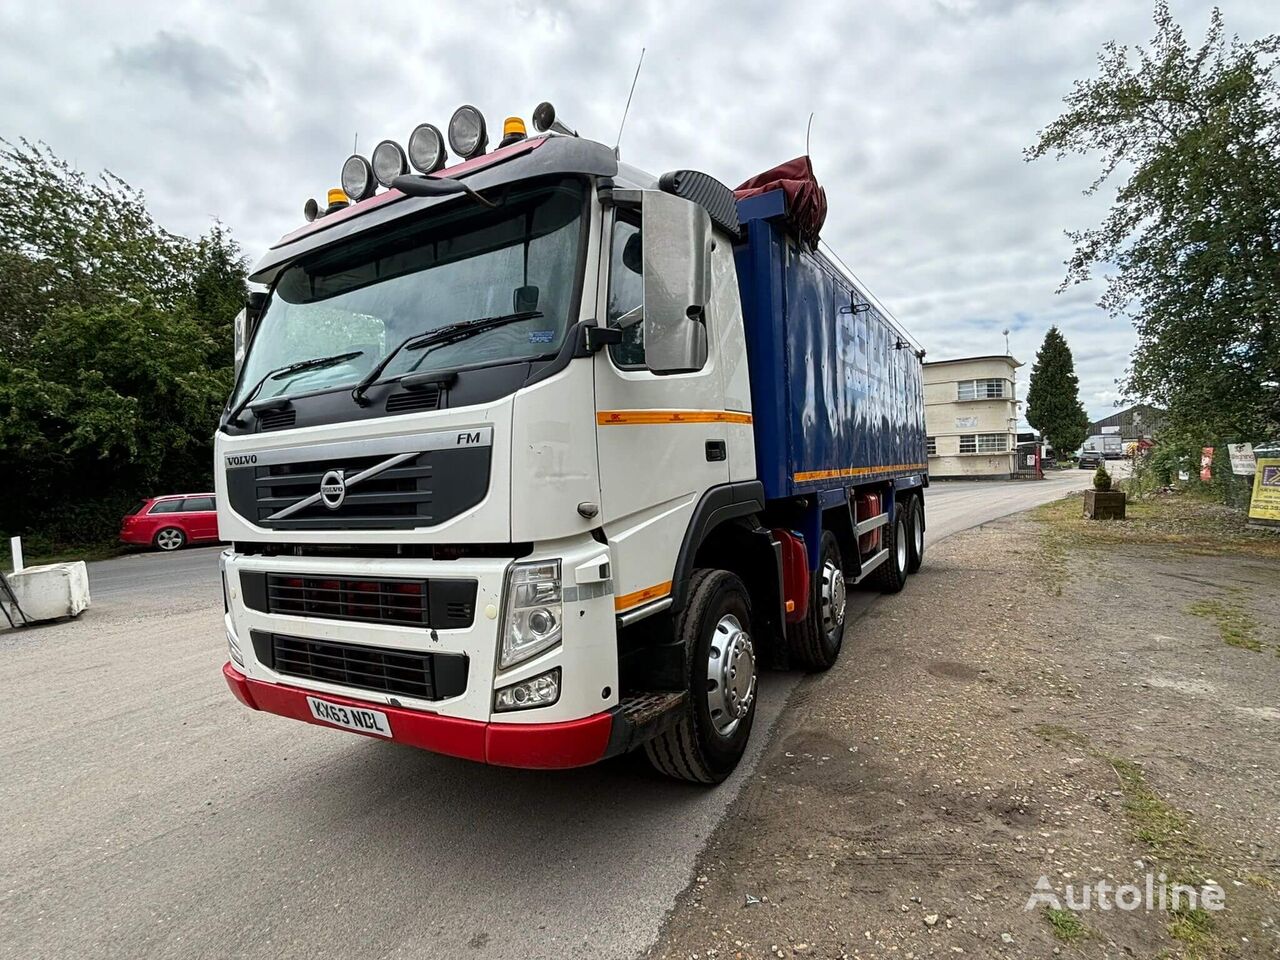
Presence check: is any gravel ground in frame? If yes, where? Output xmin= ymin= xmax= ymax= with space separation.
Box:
xmin=647 ymin=504 xmax=1280 ymax=959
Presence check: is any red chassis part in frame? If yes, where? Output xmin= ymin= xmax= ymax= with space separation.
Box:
xmin=223 ymin=662 xmax=613 ymax=769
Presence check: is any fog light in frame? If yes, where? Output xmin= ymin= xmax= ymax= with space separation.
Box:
xmin=494 ymin=668 xmax=560 ymax=712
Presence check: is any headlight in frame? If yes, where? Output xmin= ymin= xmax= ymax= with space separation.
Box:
xmin=407 ymin=123 xmax=446 ymax=173
xmin=448 ymin=104 xmax=488 ymax=159
xmin=341 ymin=154 xmax=376 ymax=202
xmin=499 ymin=560 xmax=562 ymax=668
xmin=494 ymin=668 xmax=561 ymax=712
xmin=371 ymin=139 xmax=408 ymax=187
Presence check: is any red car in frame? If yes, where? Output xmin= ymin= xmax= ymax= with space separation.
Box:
xmin=120 ymin=494 xmax=221 ymax=551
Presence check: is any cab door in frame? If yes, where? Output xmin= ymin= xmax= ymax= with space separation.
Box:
xmin=593 ymin=197 xmax=734 ymax=616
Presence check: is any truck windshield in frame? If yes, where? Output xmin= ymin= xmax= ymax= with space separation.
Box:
xmin=232 ymin=175 xmax=587 ymax=408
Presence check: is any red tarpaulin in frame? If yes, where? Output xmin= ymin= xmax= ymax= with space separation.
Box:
xmin=734 ymin=155 xmax=828 ymax=250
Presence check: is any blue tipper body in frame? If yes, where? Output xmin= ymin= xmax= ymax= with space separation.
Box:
xmin=732 ymin=190 xmax=928 ymax=507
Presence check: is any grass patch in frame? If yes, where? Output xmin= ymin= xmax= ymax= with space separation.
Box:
xmin=1185 ymin=598 xmax=1262 ymax=652
xmin=1 ymin=541 xmax=124 ymax=574
xmin=1044 ymin=906 xmax=1087 ymax=942
xmin=1033 ymin=490 xmax=1280 ymax=560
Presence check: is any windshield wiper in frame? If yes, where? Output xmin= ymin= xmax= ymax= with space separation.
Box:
xmin=224 ymin=351 xmax=364 ymax=429
xmin=351 ymin=310 xmax=543 ymax=406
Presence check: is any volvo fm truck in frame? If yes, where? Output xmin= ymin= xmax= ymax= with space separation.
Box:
xmin=218 ymin=104 xmax=928 ymax=783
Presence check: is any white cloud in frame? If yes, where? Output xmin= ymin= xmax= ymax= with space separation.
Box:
xmin=1 ymin=0 xmax=1270 ymax=419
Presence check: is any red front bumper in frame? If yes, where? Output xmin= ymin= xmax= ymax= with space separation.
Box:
xmin=222 ymin=663 xmax=613 ymax=769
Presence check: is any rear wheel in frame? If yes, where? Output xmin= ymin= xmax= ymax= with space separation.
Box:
xmin=154 ymin=527 xmax=186 ymax=552
xmin=906 ymin=496 xmax=925 ymax=574
xmin=788 ymin=531 xmax=846 ymax=672
xmin=871 ymin=507 xmax=908 ymax=594
xmin=645 ymin=569 xmax=757 ymax=784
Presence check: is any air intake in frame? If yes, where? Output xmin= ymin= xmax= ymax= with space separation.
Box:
xmin=258 ymin=408 xmax=296 ymax=431
xmin=386 ymin=386 xmax=442 ymax=414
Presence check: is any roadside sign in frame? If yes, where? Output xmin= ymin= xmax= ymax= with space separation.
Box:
xmin=1228 ymin=443 xmax=1256 ymax=475
xmin=1248 ymin=459 xmax=1280 ymax=525
xmin=1101 ymin=426 xmax=1120 ymax=434
xmin=1200 ymin=447 xmax=1214 ymax=482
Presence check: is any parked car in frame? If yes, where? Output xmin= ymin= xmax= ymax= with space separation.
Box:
xmin=119 ymin=494 xmax=220 ymax=551
xmin=1078 ymin=449 xmax=1103 ymax=470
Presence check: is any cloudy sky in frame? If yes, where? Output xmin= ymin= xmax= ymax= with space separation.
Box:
xmin=1 ymin=0 xmax=1271 ymax=422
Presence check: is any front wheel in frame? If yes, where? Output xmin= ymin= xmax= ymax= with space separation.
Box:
xmin=154 ymin=527 xmax=186 ymax=552
xmin=645 ymin=569 xmax=757 ymax=784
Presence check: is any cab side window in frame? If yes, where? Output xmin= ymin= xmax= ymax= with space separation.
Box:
xmin=607 ymin=214 xmax=645 ymax=368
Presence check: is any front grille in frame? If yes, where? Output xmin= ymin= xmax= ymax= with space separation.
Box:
xmin=252 ymin=631 xmax=468 ymax=701
xmin=225 ymin=443 xmax=491 ymax=531
xmin=244 ymin=572 xmax=476 ymax=629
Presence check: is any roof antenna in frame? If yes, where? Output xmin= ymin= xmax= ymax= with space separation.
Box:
xmin=614 ymin=47 xmax=646 ymax=158
xmin=805 ymin=112 xmax=815 ymax=157
xmin=353 ymin=132 xmax=359 ymax=154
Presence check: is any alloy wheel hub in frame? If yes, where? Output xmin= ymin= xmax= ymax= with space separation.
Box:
xmin=821 ymin=560 xmax=846 ymax=637
xmin=706 ymin=614 xmax=756 ymax=737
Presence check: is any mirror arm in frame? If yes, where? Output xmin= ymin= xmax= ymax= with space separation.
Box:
xmin=580 ymin=324 xmax=624 ymax=355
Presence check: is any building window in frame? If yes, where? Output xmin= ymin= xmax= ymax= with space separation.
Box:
xmin=957 ymin=378 xmax=1007 ymax=400
xmin=977 ymin=433 xmax=1009 ymax=453
xmin=926 ymin=436 xmax=937 ymax=456
xmin=959 ymin=435 xmax=976 ymax=454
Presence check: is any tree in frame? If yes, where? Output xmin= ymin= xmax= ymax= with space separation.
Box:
xmin=1028 ymin=3 xmax=1280 ymax=443
xmin=0 ymin=139 xmax=247 ymax=549
xmin=1026 ymin=326 xmax=1090 ymax=457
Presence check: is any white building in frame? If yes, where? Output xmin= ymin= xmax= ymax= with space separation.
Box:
xmin=924 ymin=355 xmax=1022 ymax=480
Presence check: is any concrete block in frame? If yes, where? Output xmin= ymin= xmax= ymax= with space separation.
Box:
xmin=3 ymin=561 xmax=91 ymax=624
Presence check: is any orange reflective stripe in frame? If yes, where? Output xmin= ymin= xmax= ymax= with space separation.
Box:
xmin=614 ymin=580 xmax=673 ymax=612
xmin=792 ymin=463 xmax=928 ymax=482
xmin=596 ymin=410 xmax=753 ymax=426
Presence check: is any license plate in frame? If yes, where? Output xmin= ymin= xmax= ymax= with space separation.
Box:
xmin=306 ymin=696 xmax=392 ymax=738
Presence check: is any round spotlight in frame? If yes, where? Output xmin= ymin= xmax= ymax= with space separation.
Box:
xmin=407 ymin=123 xmax=446 ymax=174
xmin=303 ymin=198 xmax=319 ymax=222
xmin=341 ymin=155 xmax=376 ymax=202
xmin=448 ymin=105 xmax=488 ymax=159
xmin=371 ymin=140 xmax=408 ymax=187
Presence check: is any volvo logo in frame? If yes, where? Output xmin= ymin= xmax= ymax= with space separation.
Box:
xmin=319 ymin=469 xmax=346 ymax=510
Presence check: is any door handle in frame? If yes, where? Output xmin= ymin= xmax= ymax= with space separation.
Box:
xmin=705 ymin=440 xmax=727 ymax=462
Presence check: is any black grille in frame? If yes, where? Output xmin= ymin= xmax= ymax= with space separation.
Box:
xmin=258 ymin=409 xmax=297 ymax=431
xmin=226 ymin=444 xmax=491 ymax=531
xmin=386 ymin=387 xmax=442 ymax=414
xmin=253 ymin=632 xmax=469 ymax=701
xmin=245 ymin=572 xmax=476 ymax=628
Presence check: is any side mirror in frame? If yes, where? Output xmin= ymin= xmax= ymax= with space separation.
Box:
xmin=232 ymin=309 xmax=248 ymax=381
xmin=641 ymin=190 xmax=711 ymax=374
xmin=234 ymin=292 xmax=268 ymax=381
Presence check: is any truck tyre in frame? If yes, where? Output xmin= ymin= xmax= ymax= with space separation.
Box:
xmin=645 ymin=569 xmax=757 ymax=784
xmin=906 ymin=495 xmax=925 ymax=574
xmin=871 ymin=507 xmax=908 ymax=594
xmin=788 ymin=531 xmax=846 ymax=672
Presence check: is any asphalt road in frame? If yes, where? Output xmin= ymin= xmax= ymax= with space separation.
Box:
xmin=1 ymin=473 xmax=1093 ymax=960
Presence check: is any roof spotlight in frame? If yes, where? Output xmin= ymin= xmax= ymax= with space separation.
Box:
xmin=341 ymin=155 xmax=376 ymax=202
xmin=371 ymin=140 xmax=409 ymax=187
xmin=448 ymin=105 xmax=488 ymax=159
xmin=407 ymin=123 xmax=446 ymax=173
xmin=303 ymin=197 xmax=319 ymax=222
